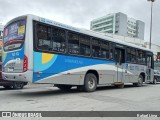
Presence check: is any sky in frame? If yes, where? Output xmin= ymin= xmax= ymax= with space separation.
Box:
xmin=0 ymin=0 xmax=159 ymax=43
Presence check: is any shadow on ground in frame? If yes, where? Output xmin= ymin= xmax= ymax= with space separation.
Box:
xmin=0 ymin=83 xmax=154 ymax=98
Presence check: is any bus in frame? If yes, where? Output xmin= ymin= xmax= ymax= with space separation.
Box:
xmin=2 ymin=14 xmax=154 ymax=92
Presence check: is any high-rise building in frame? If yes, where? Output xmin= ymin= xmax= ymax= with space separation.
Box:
xmin=90 ymin=12 xmax=145 ymax=40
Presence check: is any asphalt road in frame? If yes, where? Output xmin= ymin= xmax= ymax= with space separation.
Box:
xmin=0 ymin=83 xmax=160 ymax=119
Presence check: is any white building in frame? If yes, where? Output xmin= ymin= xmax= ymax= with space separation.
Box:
xmin=90 ymin=12 xmax=145 ymax=40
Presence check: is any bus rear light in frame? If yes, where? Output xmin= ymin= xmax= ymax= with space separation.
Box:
xmin=23 ymin=55 xmax=28 ymax=72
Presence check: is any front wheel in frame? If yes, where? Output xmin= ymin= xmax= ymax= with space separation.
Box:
xmin=133 ymin=75 xmax=143 ymax=87
xmin=84 ymin=73 xmax=97 ymax=92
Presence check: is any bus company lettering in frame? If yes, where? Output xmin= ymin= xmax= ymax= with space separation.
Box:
xmin=11 ymin=52 xmax=19 ymax=57
xmin=126 ymin=65 xmax=141 ymax=71
xmin=65 ymin=59 xmax=83 ymax=65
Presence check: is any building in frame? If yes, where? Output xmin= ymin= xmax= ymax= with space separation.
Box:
xmin=0 ymin=24 xmax=3 ymax=39
xmin=90 ymin=12 xmax=145 ymax=40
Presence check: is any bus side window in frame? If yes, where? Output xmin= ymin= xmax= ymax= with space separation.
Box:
xmin=126 ymin=47 xmax=131 ymax=62
xmin=109 ymin=43 xmax=113 ymax=59
xmin=52 ymin=28 xmax=66 ymax=53
xmin=68 ymin=32 xmax=79 ymax=55
xmin=131 ymin=48 xmax=136 ymax=63
xmin=79 ymin=35 xmax=91 ymax=56
xmin=92 ymin=38 xmax=101 ymax=58
xmin=101 ymin=41 xmax=109 ymax=59
xmin=37 ymin=24 xmax=51 ymax=51
xmin=147 ymin=56 xmax=152 ymax=68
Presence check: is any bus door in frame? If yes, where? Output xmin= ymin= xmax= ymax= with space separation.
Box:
xmin=146 ymin=53 xmax=154 ymax=82
xmin=115 ymin=48 xmax=125 ymax=83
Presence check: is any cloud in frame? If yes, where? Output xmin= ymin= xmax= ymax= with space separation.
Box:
xmin=0 ymin=0 xmax=159 ymax=43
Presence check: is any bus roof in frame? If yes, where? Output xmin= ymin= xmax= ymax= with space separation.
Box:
xmin=5 ymin=14 xmax=152 ymax=53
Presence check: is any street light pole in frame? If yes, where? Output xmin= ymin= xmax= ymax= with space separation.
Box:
xmin=147 ymin=0 xmax=155 ymax=49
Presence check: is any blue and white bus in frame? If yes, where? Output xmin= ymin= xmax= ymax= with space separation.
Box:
xmin=2 ymin=14 xmax=154 ymax=92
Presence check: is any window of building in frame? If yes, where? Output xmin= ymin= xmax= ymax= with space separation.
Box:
xmin=68 ymin=32 xmax=79 ymax=55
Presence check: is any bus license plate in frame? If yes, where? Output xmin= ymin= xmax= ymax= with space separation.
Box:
xmin=8 ymin=68 xmax=14 ymax=72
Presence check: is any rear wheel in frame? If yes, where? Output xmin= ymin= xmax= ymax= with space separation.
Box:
xmin=84 ymin=73 xmax=97 ymax=92
xmin=11 ymin=82 xmax=25 ymax=89
xmin=115 ymin=84 xmax=124 ymax=88
xmin=133 ymin=75 xmax=143 ymax=87
xmin=3 ymin=82 xmax=25 ymax=89
xmin=56 ymin=85 xmax=72 ymax=91
xmin=3 ymin=85 xmax=12 ymax=89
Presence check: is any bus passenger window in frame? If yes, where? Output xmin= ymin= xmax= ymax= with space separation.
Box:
xmin=68 ymin=33 xmax=79 ymax=55
xmin=37 ymin=25 xmax=51 ymax=51
xmin=92 ymin=46 xmax=101 ymax=58
xmin=92 ymin=38 xmax=101 ymax=58
xmin=147 ymin=56 xmax=152 ymax=68
xmin=52 ymin=28 xmax=66 ymax=53
xmin=109 ymin=43 xmax=113 ymax=59
xmin=127 ymin=48 xmax=131 ymax=62
xmin=137 ymin=50 xmax=146 ymax=65
xmin=101 ymin=41 xmax=109 ymax=59
xmin=131 ymin=48 xmax=136 ymax=63
xmin=79 ymin=35 xmax=90 ymax=56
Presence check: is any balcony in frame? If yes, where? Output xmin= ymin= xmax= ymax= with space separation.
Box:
xmin=92 ymin=18 xmax=113 ymax=26
xmin=92 ymin=23 xmax=113 ymax=31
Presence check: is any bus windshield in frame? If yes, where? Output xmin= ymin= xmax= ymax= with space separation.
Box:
xmin=3 ymin=19 xmax=26 ymax=52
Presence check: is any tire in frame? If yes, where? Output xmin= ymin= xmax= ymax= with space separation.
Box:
xmin=84 ymin=73 xmax=97 ymax=92
xmin=3 ymin=86 xmax=12 ymax=89
xmin=116 ymin=84 xmax=124 ymax=88
xmin=133 ymin=75 xmax=143 ymax=87
xmin=11 ymin=82 xmax=25 ymax=89
xmin=56 ymin=85 xmax=72 ymax=91
xmin=77 ymin=86 xmax=84 ymax=91
xmin=153 ymin=78 xmax=157 ymax=85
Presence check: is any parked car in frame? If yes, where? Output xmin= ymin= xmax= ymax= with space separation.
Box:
xmin=153 ymin=70 xmax=160 ymax=84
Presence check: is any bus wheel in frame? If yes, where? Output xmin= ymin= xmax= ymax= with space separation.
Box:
xmin=84 ymin=73 xmax=97 ymax=92
xmin=116 ymin=84 xmax=124 ymax=88
xmin=77 ymin=86 xmax=84 ymax=91
xmin=133 ymin=75 xmax=143 ymax=87
xmin=153 ymin=78 xmax=157 ymax=85
xmin=56 ymin=85 xmax=72 ymax=91
xmin=12 ymin=82 xmax=25 ymax=89
xmin=3 ymin=86 xmax=12 ymax=89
